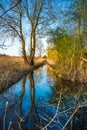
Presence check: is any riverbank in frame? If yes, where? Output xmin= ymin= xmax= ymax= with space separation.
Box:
xmin=0 ymin=55 xmax=46 ymax=93
xmin=0 ymin=55 xmax=86 ymax=93
xmin=47 ymin=59 xmax=87 ymax=84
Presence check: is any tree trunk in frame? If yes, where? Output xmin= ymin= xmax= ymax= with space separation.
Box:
xmin=19 ymin=9 xmax=28 ymax=64
xmin=78 ymin=18 xmax=83 ymax=55
xmin=29 ymin=49 xmax=34 ymax=65
xmin=29 ymin=30 xmax=36 ymax=65
xmin=22 ymin=39 xmax=28 ymax=63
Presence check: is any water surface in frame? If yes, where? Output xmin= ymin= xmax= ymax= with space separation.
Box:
xmin=0 ymin=65 xmax=87 ymax=130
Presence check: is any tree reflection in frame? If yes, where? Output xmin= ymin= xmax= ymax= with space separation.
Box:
xmin=20 ymin=72 xmax=40 ymax=130
xmin=46 ymin=65 xmax=87 ymax=130
xmin=0 ymin=65 xmax=86 ymax=130
xmin=28 ymin=72 xmax=40 ymax=130
xmin=47 ymin=65 xmax=87 ymax=106
xmin=20 ymin=75 xmax=26 ymax=116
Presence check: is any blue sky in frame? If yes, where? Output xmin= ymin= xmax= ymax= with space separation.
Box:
xmin=0 ymin=0 xmax=69 ymax=56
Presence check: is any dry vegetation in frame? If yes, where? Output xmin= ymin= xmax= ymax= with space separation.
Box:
xmin=0 ymin=55 xmax=46 ymax=92
xmin=0 ymin=56 xmax=29 ymax=92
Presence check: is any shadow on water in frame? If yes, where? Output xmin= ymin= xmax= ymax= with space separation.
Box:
xmin=0 ymin=65 xmax=87 ymax=130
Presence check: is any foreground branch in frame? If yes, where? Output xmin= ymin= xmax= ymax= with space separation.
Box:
xmin=41 ymin=93 xmax=62 ymax=130
xmin=61 ymin=102 xmax=87 ymax=130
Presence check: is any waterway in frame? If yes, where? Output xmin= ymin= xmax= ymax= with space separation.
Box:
xmin=0 ymin=65 xmax=87 ymax=130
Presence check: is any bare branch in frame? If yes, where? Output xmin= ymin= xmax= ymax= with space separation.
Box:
xmin=41 ymin=92 xmax=62 ymax=130
xmin=61 ymin=102 xmax=87 ymax=130
xmin=0 ymin=0 xmax=21 ymax=18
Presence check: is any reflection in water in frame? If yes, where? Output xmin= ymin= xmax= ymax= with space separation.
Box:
xmin=0 ymin=65 xmax=52 ymax=130
xmin=20 ymin=75 xmax=26 ymax=116
xmin=46 ymin=66 xmax=87 ymax=130
xmin=22 ymin=72 xmax=40 ymax=130
xmin=0 ymin=65 xmax=86 ymax=130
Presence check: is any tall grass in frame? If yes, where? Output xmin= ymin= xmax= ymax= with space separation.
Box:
xmin=0 ymin=56 xmax=30 ymax=92
xmin=0 ymin=56 xmax=46 ymax=92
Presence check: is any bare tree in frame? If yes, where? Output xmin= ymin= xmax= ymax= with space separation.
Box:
xmin=0 ymin=0 xmax=28 ymax=62
xmin=0 ymin=0 xmax=57 ymax=64
xmin=25 ymin=0 xmax=57 ymax=65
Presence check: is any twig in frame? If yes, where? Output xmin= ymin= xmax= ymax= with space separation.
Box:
xmin=0 ymin=0 xmax=21 ymax=18
xmin=3 ymin=101 xmax=8 ymax=130
xmin=61 ymin=107 xmax=79 ymax=130
xmin=15 ymin=111 xmax=23 ymax=130
xmin=41 ymin=93 xmax=62 ymax=130
xmin=17 ymin=121 xmax=22 ymax=130
xmin=61 ymin=103 xmax=87 ymax=130
xmin=8 ymin=122 xmax=12 ymax=130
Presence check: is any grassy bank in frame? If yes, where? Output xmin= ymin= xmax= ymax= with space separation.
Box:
xmin=0 ymin=56 xmax=46 ymax=93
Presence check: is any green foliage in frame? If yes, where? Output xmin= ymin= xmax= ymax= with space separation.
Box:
xmin=47 ymin=27 xmax=84 ymax=80
xmin=47 ymin=27 xmax=72 ymax=61
xmin=47 ymin=47 xmax=59 ymax=61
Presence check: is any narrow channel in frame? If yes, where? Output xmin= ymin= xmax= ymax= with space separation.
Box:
xmin=0 ymin=65 xmax=87 ymax=130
